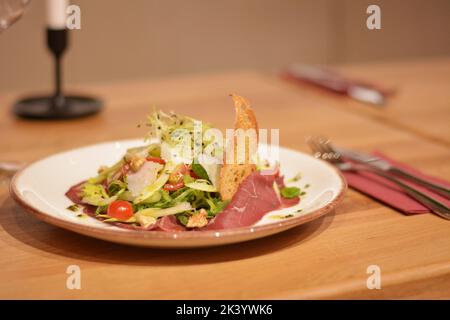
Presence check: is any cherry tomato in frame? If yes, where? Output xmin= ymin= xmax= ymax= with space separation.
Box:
xmin=107 ymin=200 xmax=134 ymax=221
xmin=146 ymin=157 xmax=166 ymax=165
xmin=168 ymin=164 xmax=189 ymax=184
xmin=163 ymin=182 xmax=184 ymax=192
xmin=164 ymin=164 xmax=196 ymax=192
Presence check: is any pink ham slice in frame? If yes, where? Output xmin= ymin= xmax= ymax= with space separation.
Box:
xmin=65 ymin=181 xmax=98 ymax=216
xmin=156 ymin=215 xmax=187 ymax=231
xmin=275 ymin=175 xmax=286 ymax=189
xmin=280 ymin=196 xmax=300 ymax=208
xmin=275 ymin=174 xmax=300 ymax=208
xmin=202 ymin=172 xmax=282 ymax=230
xmin=112 ymin=215 xmax=186 ymax=231
xmin=65 ymin=181 xmax=86 ymax=204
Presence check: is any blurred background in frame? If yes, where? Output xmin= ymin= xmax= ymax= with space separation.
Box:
xmin=1 ymin=0 xmax=450 ymax=92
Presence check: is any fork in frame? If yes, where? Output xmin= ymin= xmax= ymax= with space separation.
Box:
xmin=307 ymin=136 xmax=450 ymax=220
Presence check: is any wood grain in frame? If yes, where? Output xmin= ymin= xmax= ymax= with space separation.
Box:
xmin=282 ymin=57 xmax=450 ymax=147
xmin=0 ymin=60 xmax=450 ymax=299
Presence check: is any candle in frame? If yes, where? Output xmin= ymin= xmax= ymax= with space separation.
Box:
xmin=46 ymin=0 xmax=69 ymax=29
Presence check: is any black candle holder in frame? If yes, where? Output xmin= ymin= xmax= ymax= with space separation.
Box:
xmin=13 ymin=28 xmax=102 ymax=120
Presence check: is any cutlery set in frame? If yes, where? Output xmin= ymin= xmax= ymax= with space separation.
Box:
xmin=307 ymin=136 xmax=450 ymax=220
xmin=283 ymin=65 xmax=392 ymax=106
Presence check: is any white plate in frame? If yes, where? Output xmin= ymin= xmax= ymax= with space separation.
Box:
xmin=10 ymin=139 xmax=346 ymax=248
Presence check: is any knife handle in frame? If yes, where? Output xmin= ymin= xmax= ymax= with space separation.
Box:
xmin=389 ymin=167 xmax=450 ymax=200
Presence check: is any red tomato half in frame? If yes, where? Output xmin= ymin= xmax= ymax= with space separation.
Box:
xmin=146 ymin=157 xmax=166 ymax=165
xmin=107 ymin=200 xmax=134 ymax=221
xmin=168 ymin=164 xmax=189 ymax=184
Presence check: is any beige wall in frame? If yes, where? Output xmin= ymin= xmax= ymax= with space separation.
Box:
xmin=1 ymin=0 xmax=450 ymax=92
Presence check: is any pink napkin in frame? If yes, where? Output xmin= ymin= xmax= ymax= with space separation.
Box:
xmin=342 ymin=152 xmax=450 ymax=215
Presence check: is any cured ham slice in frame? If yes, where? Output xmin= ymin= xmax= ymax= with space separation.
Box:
xmin=280 ymin=196 xmax=300 ymax=208
xmin=203 ymin=172 xmax=282 ymax=230
xmin=65 ymin=181 xmax=86 ymax=204
xmin=156 ymin=215 xmax=187 ymax=231
xmin=110 ymin=215 xmax=186 ymax=231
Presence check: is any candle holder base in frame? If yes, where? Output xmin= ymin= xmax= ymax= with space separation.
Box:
xmin=13 ymin=95 xmax=102 ymax=120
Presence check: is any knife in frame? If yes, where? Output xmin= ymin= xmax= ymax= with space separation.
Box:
xmin=283 ymin=65 xmax=388 ymax=106
xmin=335 ymin=147 xmax=450 ymax=199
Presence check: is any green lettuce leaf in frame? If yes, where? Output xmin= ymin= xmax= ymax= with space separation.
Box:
xmin=280 ymin=186 xmax=301 ymax=199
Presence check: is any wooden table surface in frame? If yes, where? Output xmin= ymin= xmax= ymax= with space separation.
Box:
xmin=1 ymin=58 xmax=449 ymax=299
xmin=313 ymin=58 xmax=450 ymax=147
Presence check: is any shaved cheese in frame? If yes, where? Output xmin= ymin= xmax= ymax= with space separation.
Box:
xmin=199 ymin=155 xmax=222 ymax=189
xmin=136 ymin=202 xmax=192 ymax=218
xmin=127 ymin=161 xmax=163 ymax=197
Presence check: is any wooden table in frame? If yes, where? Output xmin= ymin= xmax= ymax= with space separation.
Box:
xmin=1 ymin=58 xmax=450 ymax=299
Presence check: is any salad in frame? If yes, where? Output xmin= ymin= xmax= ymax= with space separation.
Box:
xmin=66 ymin=94 xmax=302 ymax=231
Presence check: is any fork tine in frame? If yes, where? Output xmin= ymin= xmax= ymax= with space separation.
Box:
xmin=318 ymin=138 xmax=335 ymax=162
xmin=307 ymin=136 xmax=341 ymax=163
xmin=321 ymin=138 xmax=343 ymax=162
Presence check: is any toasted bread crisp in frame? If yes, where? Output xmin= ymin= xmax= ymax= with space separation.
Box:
xmin=219 ymin=94 xmax=258 ymax=201
xmin=232 ymin=94 xmax=259 ymax=134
